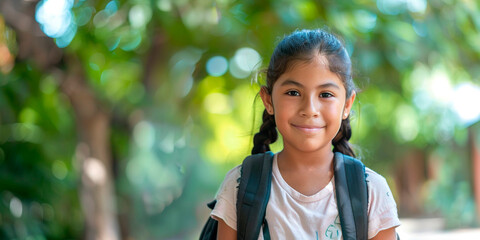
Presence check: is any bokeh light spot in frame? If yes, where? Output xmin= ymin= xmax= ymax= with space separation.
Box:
xmin=10 ymin=197 xmax=22 ymax=218
xmin=36 ymin=0 xmax=74 ymax=37
xmin=100 ymin=69 xmax=113 ymax=85
xmin=169 ymin=48 xmax=203 ymax=97
xmin=229 ymin=48 xmax=261 ymax=79
xmin=105 ymin=0 xmax=119 ymax=15
xmin=84 ymin=158 xmax=106 ymax=184
xmin=157 ymin=0 xmax=172 ymax=12
xmin=407 ymin=0 xmax=427 ymax=13
xmin=19 ymin=108 xmax=39 ymax=124
xmin=233 ymin=47 xmax=261 ymax=72
xmin=11 ymin=123 xmax=41 ymax=143
xmin=429 ymin=68 xmax=452 ymax=104
xmin=120 ymin=34 xmax=142 ymax=51
xmin=129 ymin=4 xmax=152 ymax=29
xmin=206 ymin=56 xmax=228 ymax=77
xmin=181 ymin=76 xmax=194 ymax=97
xmin=55 ymin=23 xmax=77 ymax=48
xmin=295 ymin=1 xmax=318 ymax=21
xmin=452 ymin=83 xmax=480 ymax=126
xmin=229 ymin=58 xmax=250 ymax=79
xmin=413 ymin=21 xmax=427 ymax=37
xmin=107 ymin=37 xmax=121 ymax=51
xmin=133 ymin=121 xmax=155 ymax=149
xmin=354 ymin=10 xmax=377 ymax=32
xmin=52 ymin=160 xmax=68 ymax=180
xmin=183 ymin=9 xmax=204 ymax=28
xmin=76 ymin=6 xmax=94 ymax=26
xmin=93 ymin=10 xmax=110 ymax=28
xmin=395 ymin=105 xmax=419 ymax=142
xmin=203 ymin=93 xmax=233 ymax=114
xmin=40 ymin=75 xmax=58 ymax=94
xmin=35 ymin=0 xmax=77 ymax=48
xmin=158 ymin=131 xmax=174 ymax=154
xmin=377 ymin=0 xmax=405 ymax=15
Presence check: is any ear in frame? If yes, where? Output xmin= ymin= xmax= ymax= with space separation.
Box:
xmin=343 ymin=91 xmax=356 ymax=120
xmin=259 ymin=86 xmax=274 ymax=115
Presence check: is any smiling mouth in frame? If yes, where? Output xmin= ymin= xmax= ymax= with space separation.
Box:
xmin=291 ymin=124 xmax=324 ymax=133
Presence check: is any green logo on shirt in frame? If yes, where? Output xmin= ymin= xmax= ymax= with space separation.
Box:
xmin=325 ymin=216 xmax=341 ymax=240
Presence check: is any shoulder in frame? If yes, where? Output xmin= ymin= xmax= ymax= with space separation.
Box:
xmin=211 ymin=165 xmax=242 ymax=230
xmin=225 ymin=164 xmax=242 ymax=180
xmin=215 ymin=165 xmax=242 ymax=197
xmin=364 ymin=167 xmax=401 ymax=237
xmin=364 ymin=167 xmax=396 ymax=208
xmin=365 ymin=167 xmax=390 ymax=191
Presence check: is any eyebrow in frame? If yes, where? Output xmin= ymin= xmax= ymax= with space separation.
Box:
xmin=280 ymin=79 xmax=341 ymax=89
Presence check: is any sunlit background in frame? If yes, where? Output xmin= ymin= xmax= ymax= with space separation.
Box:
xmin=1 ymin=0 xmax=480 ymax=239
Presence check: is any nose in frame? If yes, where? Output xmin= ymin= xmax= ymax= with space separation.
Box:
xmin=300 ymin=95 xmax=319 ymax=118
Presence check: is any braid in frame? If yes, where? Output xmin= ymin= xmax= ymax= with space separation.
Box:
xmin=251 ymin=110 xmax=278 ymax=154
xmin=332 ymin=117 xmax=355 ymax=158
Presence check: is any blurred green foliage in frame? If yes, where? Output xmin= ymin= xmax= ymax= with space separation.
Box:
xmin=1 ymin=0 xmax=480 ymax=238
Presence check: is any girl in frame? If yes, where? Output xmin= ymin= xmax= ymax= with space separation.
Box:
xmin=211 ymin=29 xmax=400 ymax=239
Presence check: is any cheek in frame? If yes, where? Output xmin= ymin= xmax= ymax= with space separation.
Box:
xmin=272 ymin=98 xmax=296 ymax=127
xmin=324 ymin=102 xmax=343 ymax=118
xmin=273 ymin=101 xmax=290 ymax=120
xmin=273 ymin=97 xmax=290 ymax=112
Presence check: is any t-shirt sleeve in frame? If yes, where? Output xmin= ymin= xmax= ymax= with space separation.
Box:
xmin=365 ymin=168 xmax=401 ymax=238
xmin=210 ymin=165 xmax=241 ymax=231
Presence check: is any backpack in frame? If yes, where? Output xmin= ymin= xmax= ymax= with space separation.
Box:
xmin=199 ymin=151 xmax=368 ymax=240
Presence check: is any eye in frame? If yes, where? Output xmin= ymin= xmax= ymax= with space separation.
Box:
xmin=320 ymin=92 xmax=334 ymax=98
xmin=286 ymin=90 xmax=300 ymax=96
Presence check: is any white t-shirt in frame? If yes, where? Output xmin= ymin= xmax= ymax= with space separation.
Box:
xmin=211 ymin=154 xmax=401 ymax=240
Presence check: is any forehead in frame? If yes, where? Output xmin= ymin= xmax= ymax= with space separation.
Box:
xmin=276 ymin=55 xmax=344 ymax=88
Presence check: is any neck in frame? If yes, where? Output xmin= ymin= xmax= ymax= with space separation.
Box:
xmin=278 ymin=145 xmax=334 ymax=172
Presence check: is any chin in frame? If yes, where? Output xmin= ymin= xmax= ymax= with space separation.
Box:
xmin=287 ymin=140 xmax=328 ymax=153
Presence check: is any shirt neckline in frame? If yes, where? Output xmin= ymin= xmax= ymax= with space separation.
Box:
xmin=272 ymin=153 xmax=334 ymax=203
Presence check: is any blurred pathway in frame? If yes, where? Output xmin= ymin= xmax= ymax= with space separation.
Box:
xmin=397 ymin=218 xmax=480 ymax=240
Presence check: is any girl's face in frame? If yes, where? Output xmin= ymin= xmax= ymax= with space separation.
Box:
xmin=260 ymin=55 xmax=356 ymax=153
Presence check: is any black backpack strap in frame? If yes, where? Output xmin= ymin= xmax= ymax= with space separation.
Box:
xmin=236 ymin=151 xmax=274 ymax=240
xmin=334 ymin=152 xmax=369 ymax=240
xmin=262 ymin=218 xmax=271 ymax=240
xmin=199 ymin=200 xmax=218 ymax=240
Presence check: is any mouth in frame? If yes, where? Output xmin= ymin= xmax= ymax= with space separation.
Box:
xmin=291 ymin=123 xmax=324 ymax=133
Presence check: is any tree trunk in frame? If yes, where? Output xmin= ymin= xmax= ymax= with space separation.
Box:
xmin=1 ymin=1 xmax=120 ymax=239
xmin=469 ymin=124 xmax=480 ymax=221
xmin=394 ymin=149 xmax=427 ymax=217
xmin=60 ymin=58 xmax=119 ymax=240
